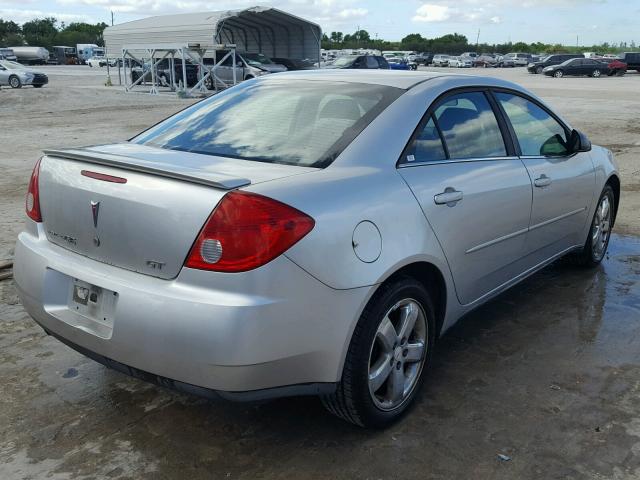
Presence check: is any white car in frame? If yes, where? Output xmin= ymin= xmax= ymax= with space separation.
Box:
xmin=431 ymin=54 xmax=450 ymax=67
xmin=448 ymin=57 xmax=472 ymax=68
xmin=87 ymin=57 xmax=117 ymax=68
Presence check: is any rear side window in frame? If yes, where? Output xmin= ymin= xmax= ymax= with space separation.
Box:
xmin=432 ymin=92 xmax=506 ymax=159
xmin=376 ymin=56 xmax=389 ymax=68
xmin=495 ymin=92 xmax=568 ymax=156
xmin=366 ymin=56 xmax=378 ymax=68
xmin=133 ymin=80 xmax=403 ymax=168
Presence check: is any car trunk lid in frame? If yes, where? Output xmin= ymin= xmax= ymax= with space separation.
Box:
xmin=38 ymin=143 xmax=317 ymax=279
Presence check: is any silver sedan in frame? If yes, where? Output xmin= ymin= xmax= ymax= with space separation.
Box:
xmin=14 ymin=70 xmax=620 ymax=427
xmin=0 ymin=60 xmax=48 ymax=88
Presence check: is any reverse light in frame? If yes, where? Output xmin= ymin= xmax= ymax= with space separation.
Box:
xmin=185 ymin=191 xmax=315 ymax=272
xmin=26 ymin=158 xmax=42 ymax=222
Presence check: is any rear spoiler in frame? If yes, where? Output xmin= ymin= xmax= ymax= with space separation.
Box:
xmin=43 ymin=148 xmax=251 ymax=190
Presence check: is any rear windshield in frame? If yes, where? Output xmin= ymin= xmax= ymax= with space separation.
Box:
xmin=133 ymin=80 xmax=403 ymax=168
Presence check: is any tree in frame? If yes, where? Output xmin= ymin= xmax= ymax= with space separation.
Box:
xmin=0 ymin=19 xmax=22 ymax=46
xmin=330 ymin=31 xmax=343 ymax=44
xmin=22 ymin=17 xmax=58 ymax=49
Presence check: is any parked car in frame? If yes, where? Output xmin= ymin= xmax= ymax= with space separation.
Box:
xmin=325 ymin=55 xmax=390 ymax=69
xmin=387 ymin=57 xmax=410 ymax=70
xmin=527 ymin=53 xmax=584 ymax=74
xmin=14 ymin=71 xmax=620 ymax=427
xmin=204 ymin=51 xmax=288 ymax=87
xmin=460 ymin=52 xmax=478 ymax=59
xmin=414 ymin=52 xmax=433 ymax=65
xmin=503 ymin=53 xmax=532 ymax=66
xmin=543 ymin=58 xmax=617 ymax=78
xmin=87 ymin=56 xmax=113 ymax=68
xmin=473 ymin=55 xmax=497 ymax=68
xmin=0 ymin=60 xmax=48 ymax=88
xmin=616 ymin=52 xmax=640 ymax=72
xmin=270 ymin=57 xmax=315 ymax=71
xmin=496 ymin=55 xmax=515 ymax=67
xmin=448 ymin=56 xmax=472 ymax=68
xmin=0 ymin=47 xmax=17 ymax=61
xmin=603 ymin=58 xmax=627 ymax=76
xmin=431 ymin=54 xmax=450 ymax=67
xmin=131 ymin=59 xmax=199 ymax=87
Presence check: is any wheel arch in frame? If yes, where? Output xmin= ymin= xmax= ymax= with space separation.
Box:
xmin=606 ymin=174 xmax=621 ymax=227
xmin=378 ymin=261 xmax=448 ymax=339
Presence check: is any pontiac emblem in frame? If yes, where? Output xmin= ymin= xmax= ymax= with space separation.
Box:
xmin=91 ymin=201 xmax=100 ymax=228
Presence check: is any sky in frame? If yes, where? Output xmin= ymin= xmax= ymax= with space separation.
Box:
xmin=1 ymin=0 xmax=638 ymax=46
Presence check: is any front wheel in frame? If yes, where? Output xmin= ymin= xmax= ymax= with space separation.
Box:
xmin=570 ymin=185 xmax=615 ymax=266
xmin=322 ymin=277 xmax=435 ymax=428
xmin=9 ymin=75 xmax=21 ymax=88
xmin=554 ymin=70 xmax=564 ymax=78
xmin=536 ymin=66 xmax=543 ymax=74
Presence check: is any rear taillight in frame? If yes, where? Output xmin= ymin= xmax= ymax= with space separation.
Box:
xmin=185 ymin=191 xmax=315 ymax=272
xmin=25 ymin=158 xmax=42 ymax=222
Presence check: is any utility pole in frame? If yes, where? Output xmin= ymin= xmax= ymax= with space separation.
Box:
xmin=111 ymin=11 xmax=114 ymax=26
xmin=476 ymin=28 xmax=480 ymax=50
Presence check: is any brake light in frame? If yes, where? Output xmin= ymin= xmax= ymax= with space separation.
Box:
xmin=25 ymin=158 xmax=42 ymax=222
xmin=185 ymin=191 xmax=315 ymax=272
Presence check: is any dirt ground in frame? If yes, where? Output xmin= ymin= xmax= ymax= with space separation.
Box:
xmin=0 ymin=65 xmax=639 ymax=479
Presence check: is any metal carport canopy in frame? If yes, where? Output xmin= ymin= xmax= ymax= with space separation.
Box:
xmin=103 ymin=6 xmax=321 ymax=62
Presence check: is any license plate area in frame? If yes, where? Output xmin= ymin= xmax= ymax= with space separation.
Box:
xmin=68 ymin=278 xmax=117 ymax=331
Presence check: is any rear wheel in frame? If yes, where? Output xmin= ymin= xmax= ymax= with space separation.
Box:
xmin=536 ymin=66 xmax=543 ymax=74
xmin=322 ymin=277 xmax=435 ymax=428
xmin=9 ymin=75 xmax=21 ymax=88
xmin=570 ymin=185 xmax=614 ymax=266
xmin=616 ymin=69 xmax=626 ymax=77
xmin=592 ymin=69 xmax=601 ymax=78
xmin=554 ymin=70 xmax=564 ymax=78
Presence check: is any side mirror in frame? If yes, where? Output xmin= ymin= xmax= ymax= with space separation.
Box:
xmin=569 ymin=129 xmax=591 ymax=153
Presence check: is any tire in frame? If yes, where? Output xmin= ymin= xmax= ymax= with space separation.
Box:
xmin=536 ymin=66 xmax=543 ymax=74
xmin=616 ymin=70 xmax=626 ymax=77
xmin=321 ymin=276 xmax=436 ymax=428
xmin=569 ymin=185 xmax=615 ymax=267
xmin=9 ymin=75 xmax=21 ymax=88
xmin=592 ymin=69 xmax=601 ymax=78
xmin=554 ymin=70 xmax=563 ymax=78
xmin=33 ymin=85 xmax=43 ymax=88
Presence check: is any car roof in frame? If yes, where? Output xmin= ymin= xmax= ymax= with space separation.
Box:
xmin=260 ymin=69 xmax=467 ymax=89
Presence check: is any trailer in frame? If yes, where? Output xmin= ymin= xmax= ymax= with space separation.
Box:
xmin=9 ymin=46 xmax=49 ymax=65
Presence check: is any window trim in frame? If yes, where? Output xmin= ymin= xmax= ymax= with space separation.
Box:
xmin=396 ymin=86 xmax=517 ymax=168
xmin=488 ymin=87 xmax=573 ymax=159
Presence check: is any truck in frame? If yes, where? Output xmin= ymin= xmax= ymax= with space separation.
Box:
xmin=9 ymin=46 xmax=49 ymax=65
xmin=76 ymin=44 xmax=105 ymax=64
xmin=50 ymin=46 xmax=78 ymax=65
xmin=0 ymin=47 xmax=17 ymax=61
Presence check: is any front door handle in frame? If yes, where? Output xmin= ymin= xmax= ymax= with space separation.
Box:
xmin=534 ymin=174 xmax=552 ymax=188
xmin=434 ymin=188 xmax=463 ymax=206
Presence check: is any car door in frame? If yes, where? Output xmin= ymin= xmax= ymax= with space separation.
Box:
xmin=0 ymin=64 xmax=8 ymax=85
xmin=493 ymin=90 xmax=595 ymax=265
xmin=398 ymin=90 xmax=533 ymax=305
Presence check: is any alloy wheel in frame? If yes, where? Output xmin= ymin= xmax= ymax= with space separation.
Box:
xmin=368 ymin=298 xmax=427 ymax=411
xmin=591 ymin=194 xmax=612 ymax=261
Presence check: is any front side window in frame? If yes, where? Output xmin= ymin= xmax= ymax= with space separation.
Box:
xmin=366 ymin=56 xmax=378 ymax=68
xmin=495 ymin=92 xmax=568 ymax=156
xmin=432 ymin=92 xmax=506 ymax=159
xmin=133 ymin=80 xmax=402 ymax=168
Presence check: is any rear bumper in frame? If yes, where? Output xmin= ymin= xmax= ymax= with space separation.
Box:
xmin=14 ymin=222 xmax=371 ymax=396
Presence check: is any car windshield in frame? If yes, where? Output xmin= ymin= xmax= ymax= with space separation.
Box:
xmin=133 ymin=80 xmax=403 ymax=168
xmin=333 ymin=56 xmax=356 ymax=67
xmin=242 ymin=53 xmax=274 ymax=65
xmin=0 ymin=60 xmax=25 ymax=70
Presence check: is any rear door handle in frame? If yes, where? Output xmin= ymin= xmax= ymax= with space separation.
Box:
xmin=434 ymin=188 xmax=463 ymax=206
xmin=534 ymin=174 xmax=552 ymax=188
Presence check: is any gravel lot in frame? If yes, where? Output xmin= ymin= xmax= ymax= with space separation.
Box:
xmin=1 ymin=65 xmax=639 ymax=479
